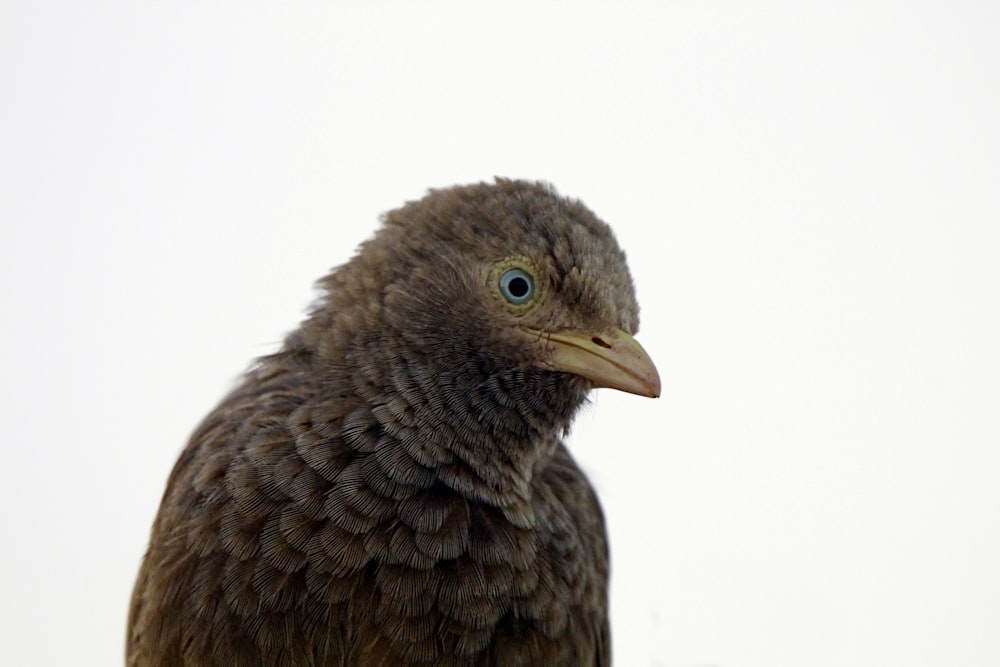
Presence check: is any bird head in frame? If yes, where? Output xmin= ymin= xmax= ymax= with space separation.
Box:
xmin=308 ymin=179 xmax=659 ymax=440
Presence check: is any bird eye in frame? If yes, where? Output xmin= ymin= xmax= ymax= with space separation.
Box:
xmin=499 ymin=268 xmax=535 ymax=305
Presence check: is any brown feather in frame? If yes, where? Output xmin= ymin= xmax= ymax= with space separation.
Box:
xmin=128 ymin=178 xmax=655 ymax=666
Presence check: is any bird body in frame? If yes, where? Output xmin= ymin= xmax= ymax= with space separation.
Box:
xmin=128 ymin=179 xmax=659 ymax=666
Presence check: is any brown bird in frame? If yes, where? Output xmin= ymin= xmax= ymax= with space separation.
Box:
xmin=127 ymin=178 xmax=660 ymax=666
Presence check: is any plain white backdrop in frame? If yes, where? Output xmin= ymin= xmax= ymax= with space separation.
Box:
xmin=2 ymin=2 xmax=998 ymax=666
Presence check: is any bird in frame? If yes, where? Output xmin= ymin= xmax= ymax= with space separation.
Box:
xmin=127 ymin=178 xmax=660 ymax=666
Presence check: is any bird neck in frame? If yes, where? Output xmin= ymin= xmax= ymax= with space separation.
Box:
xmin=295 ymin=312 xmax=591 ymax=516
xmin=363 ymin=359 xmax=590 ymax=519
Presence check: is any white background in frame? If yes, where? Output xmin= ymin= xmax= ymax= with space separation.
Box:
xmin=2 ymin=3 xmax=998 ymax=666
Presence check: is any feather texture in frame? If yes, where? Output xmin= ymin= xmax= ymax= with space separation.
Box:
xmin=127 ymin=179 xmax=657 ymax=666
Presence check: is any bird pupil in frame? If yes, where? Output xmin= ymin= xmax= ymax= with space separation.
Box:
xmin=508 ymin=277 xmax=529 ymax=298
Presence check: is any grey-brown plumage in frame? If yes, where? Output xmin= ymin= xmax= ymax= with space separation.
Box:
xmin=127 ymin=178 xmax=660 ymax=666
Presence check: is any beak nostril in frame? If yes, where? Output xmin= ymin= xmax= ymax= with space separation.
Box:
xmin=591 ymin=337 xmax=612 ymax=349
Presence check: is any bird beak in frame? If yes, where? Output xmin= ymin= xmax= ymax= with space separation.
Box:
xmin=529 ymin=327 xmax=661 ymax=398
